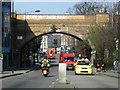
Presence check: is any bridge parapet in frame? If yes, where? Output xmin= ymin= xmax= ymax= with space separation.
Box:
xmin=15 ymin=14 xmax=111 ymax=49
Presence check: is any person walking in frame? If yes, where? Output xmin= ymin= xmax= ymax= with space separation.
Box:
xmin=113 ymin=59 xmax=118 ymax=73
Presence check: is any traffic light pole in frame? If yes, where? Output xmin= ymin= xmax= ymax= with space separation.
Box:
xmin=0 ymin=1 xmax=3 ymax=74
xmin=0 ymin=2 xmax=3 ymax=90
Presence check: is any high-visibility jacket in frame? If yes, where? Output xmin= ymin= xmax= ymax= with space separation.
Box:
xmin=41 ymin=59 xmax=50 ymax=67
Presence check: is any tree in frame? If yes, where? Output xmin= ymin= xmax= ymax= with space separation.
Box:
xmin=50 ymin=24 xmax=57 ymax=32
xmin=74 ymin=2 xmax=96 ymax=15
xmin=87 ymin=24 xmax=116 ymax=64
xmin=66 ymin=2 xmax=109 ymax=15
xmin=66 ymin=8 xmax=74 ymax=14
xmin=117 ymin=1 xmax=120 ymax=65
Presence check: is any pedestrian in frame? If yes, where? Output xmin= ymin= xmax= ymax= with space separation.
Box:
xmin=97 ymin=63 xmax=101 ymax=72
xmin=101 ymin=63 xmax=105 ymax=72
xmin=113 ymin=59 xmax=118 ymax=73
xmin=78 ymin=54 xmax=82 ymax=59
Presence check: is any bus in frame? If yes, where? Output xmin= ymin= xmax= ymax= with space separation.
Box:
xmin=46 ymin=48 xmax=56 ymax=59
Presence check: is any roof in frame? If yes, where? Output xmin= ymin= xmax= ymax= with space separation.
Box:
xmin=60 ymin=53 xmax=74 ymax=57
xmin=77 ymin=58 xmax=90 ymax=62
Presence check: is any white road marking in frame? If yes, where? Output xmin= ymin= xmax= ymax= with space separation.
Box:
xmin=52 ymin=82 xmax=55 ymax=84
xmin=49 ymin=81 xmax=55 ymax=88
xmin=49 ymin=85 xmax=52 ymax=87
xmin=56 ymin=78 xmax=59 ymax=81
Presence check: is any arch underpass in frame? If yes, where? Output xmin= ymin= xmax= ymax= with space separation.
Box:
xmin=15 ymin=14 xmax=110 ymax=50
xmin=11 ymin=13 xmax=111 ymax=67
xmin=19 ymin=32 xmax=91 ymax=67
xmin=20 ymin=32 xmax=83 ymax=50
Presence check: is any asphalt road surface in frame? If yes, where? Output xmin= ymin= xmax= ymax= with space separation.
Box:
xmin=67 ymin=70 xmax=118 ymax=88
xmin=2 ymin=57 xmax=118 ymax=89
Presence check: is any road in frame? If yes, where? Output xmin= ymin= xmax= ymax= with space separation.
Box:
xmin=67 ymin=70 xmax=118 ymax=88
xmin=2 ymin=57 xmax=118 ymax=89
xmin=2 ymin=66 xmax=58 ymax=88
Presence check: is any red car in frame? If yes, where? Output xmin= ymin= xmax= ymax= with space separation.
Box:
xmin=59 ymin=53 xmax=76 ymax=70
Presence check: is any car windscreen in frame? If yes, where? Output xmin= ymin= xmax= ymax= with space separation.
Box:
xmin=77 ymin=61 xmax=90 ymax=65
xmin=64 ymin=57 xmax=74 ymax=61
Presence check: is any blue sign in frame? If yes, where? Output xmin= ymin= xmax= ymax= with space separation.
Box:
xmin=3 ymin=47 xmax=10 ymax=53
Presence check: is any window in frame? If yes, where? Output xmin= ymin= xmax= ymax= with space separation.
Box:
xmin=77 ymin=61 xmax=90 ymax=65
xmin=54 ymin=39 xmax=57 ymax=45
xmin=64 ymin=57 xmax=74 ymax=61
xmin=17 ymin=36 xmax=23 ymax=40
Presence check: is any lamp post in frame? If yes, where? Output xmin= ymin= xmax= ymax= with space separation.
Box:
xmin=24 ymin=9 xmax=40 ymax=46
xmin=25 ymin=10 xmax=40 ymax=15
xmin=24 ymin=10 xmax=40 ymax=40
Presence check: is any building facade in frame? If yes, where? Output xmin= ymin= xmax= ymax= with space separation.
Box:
xmin=2 ymin=1 xmax=11 ymax=70
xmin=40 ymin=35 xmax=48 ymax=52
xmin=48 ymin=34 xmax=61 ymax=48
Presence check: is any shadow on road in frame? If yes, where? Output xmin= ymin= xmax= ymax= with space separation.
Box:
xmin=46 ymin=75 xmax=56 ymax=77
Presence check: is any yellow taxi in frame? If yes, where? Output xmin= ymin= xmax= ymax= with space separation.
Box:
xmin=74 ymin=59 xmax=93 ymax=75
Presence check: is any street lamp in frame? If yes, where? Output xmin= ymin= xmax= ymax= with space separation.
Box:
xmin=34 ymin=10 xmax=40 ymax=12
xmin=24 ymin=9 xmax=40 ymax=38
xmin=27 ymin=9 xmax=40 ymax=13
xmin=25 ymin=10 xmax=40 ymax=15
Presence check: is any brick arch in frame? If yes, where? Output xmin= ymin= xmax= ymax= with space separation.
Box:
xmin=19 ymin=31 xmax=94 ymax=67
xmin=14 ymin=14 xmax=111 ymax=67
xmin=16 ymin=14 xmax=110 ymax=52
xmin=19 ymin=31 xmax=84 ymax=52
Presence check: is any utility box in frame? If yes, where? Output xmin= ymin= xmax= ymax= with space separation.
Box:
xmin=59 ymin=63 xmax=66 ymax=84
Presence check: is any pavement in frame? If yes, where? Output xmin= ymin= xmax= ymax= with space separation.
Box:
xmin=102 ymin=70 xmax=120 ymax=78
xmin=0 ymin=68 xmax=33 ymax=79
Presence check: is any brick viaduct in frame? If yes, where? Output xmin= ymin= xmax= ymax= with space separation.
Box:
xmin=11 ymin=13 xmax=120 ymax=67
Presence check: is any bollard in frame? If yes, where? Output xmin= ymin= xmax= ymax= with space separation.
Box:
xmin=59 ymin=63 xmax=66 ymax=84
xmin=12 ymin=67 xmax=14 ymax=74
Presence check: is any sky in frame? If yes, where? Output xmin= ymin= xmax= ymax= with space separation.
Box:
xmin=14 ymin=2 xmax=77 ymax=14
xmin=13 ymin=0 xmax=120 ymax=14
